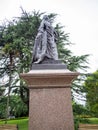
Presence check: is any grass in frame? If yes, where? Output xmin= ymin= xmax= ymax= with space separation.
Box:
xmin=0 ymin=117 xmax=98 ymax=130
xmin=89 ymin=118 xmax=98 ymax=124
xmin=0 ymin=117 xmax=28 ymax=130
xmin=74 ymin=117 xmax=98 ymax=130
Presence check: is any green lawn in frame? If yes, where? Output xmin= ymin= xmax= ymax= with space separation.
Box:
xmin=74 ymin=117 xmax=98 ymax=130
xmin=89 ymin=118 xmax=98 ymax=124
xmin=0 ymin=117 xmax=98 ymax=130
xmin=0 ymin=118 xmax=28 ymax=130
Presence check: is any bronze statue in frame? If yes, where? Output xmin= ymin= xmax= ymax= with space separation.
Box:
xmin=32 ymin=15 xmax=58 ymax=64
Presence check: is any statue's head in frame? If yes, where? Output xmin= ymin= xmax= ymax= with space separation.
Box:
xmin=43 ymin=15 xmax=49 ymax=21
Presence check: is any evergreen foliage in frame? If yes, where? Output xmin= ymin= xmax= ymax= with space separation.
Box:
xmin=84 ymin=70 xmax=98 ymax=117
xmin=0 ymin=9 xmax=89 ymax=117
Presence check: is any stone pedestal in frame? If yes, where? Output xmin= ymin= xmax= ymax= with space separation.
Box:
xmin=20 ymin=69 xmax=79 ymax=130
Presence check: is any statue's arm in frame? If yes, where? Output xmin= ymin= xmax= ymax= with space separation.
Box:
xmin=54 ymin=29 xmax=59 ymax=43
xmin=38 ymin=20 xmax=45 ymax=32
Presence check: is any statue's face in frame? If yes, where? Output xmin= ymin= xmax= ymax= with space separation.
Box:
xmin=43 ymin=15 xmax=49 ymax=21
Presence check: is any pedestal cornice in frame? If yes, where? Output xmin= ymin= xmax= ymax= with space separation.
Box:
xmin=20 ymin=69 xmax=79 ymax=88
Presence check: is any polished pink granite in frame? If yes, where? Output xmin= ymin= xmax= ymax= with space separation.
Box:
xmin=20 ymin=69 xmax=79 ymax=130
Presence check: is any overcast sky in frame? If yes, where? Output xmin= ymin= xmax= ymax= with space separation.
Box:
xmin=0 ymin=0 xmax=98 ymax=73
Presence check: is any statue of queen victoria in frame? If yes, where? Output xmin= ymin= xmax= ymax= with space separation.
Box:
xmin=32 ymin=15 xmax=58 ymax=64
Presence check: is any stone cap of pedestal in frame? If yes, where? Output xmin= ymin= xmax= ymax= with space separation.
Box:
xmin=20 ymin=69 xmax=79 ymax=88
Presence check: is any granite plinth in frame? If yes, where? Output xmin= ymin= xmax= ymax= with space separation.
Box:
xmin=29 ymin=88 xmax=73 ymax=130
xmin=20 ymin=69 xmax=79 ymax=130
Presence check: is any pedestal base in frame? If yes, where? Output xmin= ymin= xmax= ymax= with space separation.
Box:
xmin=20 ymin=69 xmax=79 ymax=130
xmin=29 ymin=88 xmax=74 ymax=130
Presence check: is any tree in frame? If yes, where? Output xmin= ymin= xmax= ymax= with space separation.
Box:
xmin=0 ymin=95 xmax=28 ymax=118
xmin=84 ymin=70 xmax=98 ymax=117
xmin=0 ymin=9 xmax=89 ymax=114
xmin=0 ymin=96 xmax=7 ymax=118
xmin=72 ymin=101 xmax=90 ymax=116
